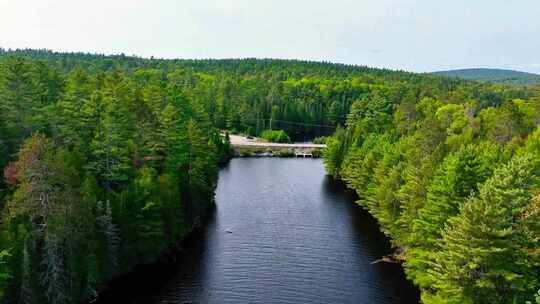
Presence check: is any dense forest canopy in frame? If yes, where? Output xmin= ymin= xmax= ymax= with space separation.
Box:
xmin=0 ymin=49 xmax=538 ymax=303
xmin=3 ymin=48 xmax=531 ymax=140
xmin=324 ymin=69 xmax=540 ymax=302
xmin=434 ymin=68 xmax=540 ymax=86
xmin=0 ymin=51 xmax=230 ymax=303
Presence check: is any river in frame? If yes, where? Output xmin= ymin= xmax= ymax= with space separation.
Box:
xmin=98 ymin=158 xmax=419 ymax=304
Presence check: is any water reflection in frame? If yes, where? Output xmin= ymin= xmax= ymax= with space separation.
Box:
xmin=97 ymin=158 xmax=419 ymax=304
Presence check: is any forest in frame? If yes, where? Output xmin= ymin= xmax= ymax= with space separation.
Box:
xmin=0 ymin=52 xmax=230 ymax=303
xmin=0 ymin=49 xmax=539 ymax=303
xmin=434 ymin=68 xmax=540 ymax=86
xmin=324 ymin=70 xmax=540 ymax=301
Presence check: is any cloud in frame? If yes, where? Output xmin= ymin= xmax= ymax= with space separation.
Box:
xmin=0 ymin=0 xmax=539 ymax=73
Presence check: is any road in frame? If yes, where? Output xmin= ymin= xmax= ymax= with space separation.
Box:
xmin=228 ymin=134 xmax=326 ymax=148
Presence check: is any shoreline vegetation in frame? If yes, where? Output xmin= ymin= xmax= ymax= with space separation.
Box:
xmin=0 ymin=49 xmax=538 ymax=304
xmin=0 ymin=52 xmax=229 ymax=303
xmin=91 ymin=204 xmax=216 ymax=303
xmin=322 ymin=89 xmax=540 ymax=302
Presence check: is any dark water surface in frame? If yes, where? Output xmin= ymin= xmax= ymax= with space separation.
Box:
xmin=99 ymin=158 xmax=419 ymax=304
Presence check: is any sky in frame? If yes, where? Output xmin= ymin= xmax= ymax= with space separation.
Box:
xmin=1 ymin=0 xmax=539 ymax=73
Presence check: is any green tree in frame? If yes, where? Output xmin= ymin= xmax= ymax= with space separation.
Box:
xmin=88 ymin=74 xmax=134 ymax=191
xmin=7 ymin=134 xmax=87 ymax=304
xmin=426 ymin=154 xmax=540 ymax=304
xmin=0 ymin=250 xmax=10 ymax=299
xmin=407 ymin=143 xmax=500 ymax=287
xmin=323 ymin=126 xmax=349 ymax=177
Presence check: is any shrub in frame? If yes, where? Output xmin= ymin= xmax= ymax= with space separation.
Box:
xmin=260 ymin=130 xmax=291 ymax=143
xmin=313 ymin=136 xmax=329 ymax=144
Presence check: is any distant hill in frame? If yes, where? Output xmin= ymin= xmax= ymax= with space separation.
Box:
xmin=433 ymin=68 xmax=540 ymax=85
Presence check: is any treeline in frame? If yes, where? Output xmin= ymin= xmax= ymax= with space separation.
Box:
xmin=434 ymin=68 xmax=540 ymax=86
xmin=0 ymin=56 xmax=231 ymax=303
xmin=324 ymin=77 xmax=540 ymax=301
xmin=3 ymin=48 xmax=528 ymax=141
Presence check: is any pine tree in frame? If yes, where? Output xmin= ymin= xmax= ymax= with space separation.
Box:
xmin=42 ymin=234 xmax=69 ymax=304
xmin=323 ymin=126 xmax=349 ymax=177
xmin=413 ymin=142 xmax=500 ymax=247
xmin=96 ymin=201 xmax=120 ymax=274
xmin=426 ymin=154 xmax=540 ymax=304
xmin=0 ymin=250 xmax=10 ymax=300
xmin=50 ymin=69 xmax=92 ymax=147
xmin=88 ymin=83 xmax=134 ymax=191
xmin=6 ymin=134 xmax=91 ymax=303
xmin=19 ymin=241 xmax=39 ymax=304
xmin=0 ymin=58 xmax=43 ymax=150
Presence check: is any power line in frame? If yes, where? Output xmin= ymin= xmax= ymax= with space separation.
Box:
xmin=272 ymin=119 xmax=337 ymax=129
xmin=242 ymin=118 xmax=337 ymax=129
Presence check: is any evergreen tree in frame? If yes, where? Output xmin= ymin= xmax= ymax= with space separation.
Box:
xmin=426 ymin=154 xmax=540 ymax=304
xmin=413 ymin=142 xmax=501 ymax=247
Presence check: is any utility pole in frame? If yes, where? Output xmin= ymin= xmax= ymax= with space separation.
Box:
xmin=256 ymin=115 xmax=259 ymax=135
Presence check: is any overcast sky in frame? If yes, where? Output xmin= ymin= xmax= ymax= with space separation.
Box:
xmin=1 ymin=0 xmax=539 ymax=73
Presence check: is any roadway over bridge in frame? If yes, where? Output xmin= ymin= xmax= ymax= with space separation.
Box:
xmin=229 ymin=134 xmax=326 ymax=149
xmin=228 ymin=134 xmax=326 ymax=157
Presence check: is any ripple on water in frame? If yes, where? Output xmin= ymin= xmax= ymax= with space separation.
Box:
xmin=102 ymin=158 xmax=419 ymax=304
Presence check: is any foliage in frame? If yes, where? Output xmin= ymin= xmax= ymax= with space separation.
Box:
xmin=527 ymin=290 xmax=540 ymax=304
xmin=324 ymin=67 xmax=540 ymax=302
xmin=312 ymin=136 xmax=329 ymax=144
xmin=426 ymin=153 xmax=540 ymax=304
xmin=260 ymin=129 xmax=291 ymax=143
xmin=0 ymin=250 xmax=10 ymax=299
xmin=434 ymin=68 xmax=540 ymax=85
xmin=0 ymin=49 xmax=539 ymax=303
xmin=4 ymin=48 xmax=532 ymax=141
xmin=0 ymin=55 xmax=222 ymax=303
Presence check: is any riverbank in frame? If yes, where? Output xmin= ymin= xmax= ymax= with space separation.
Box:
xmin=92 ymin=204 xmax=216 ymax=303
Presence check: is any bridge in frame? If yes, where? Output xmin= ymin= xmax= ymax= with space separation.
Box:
xmin=228 ymin=134 xmax=326 ymax=157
